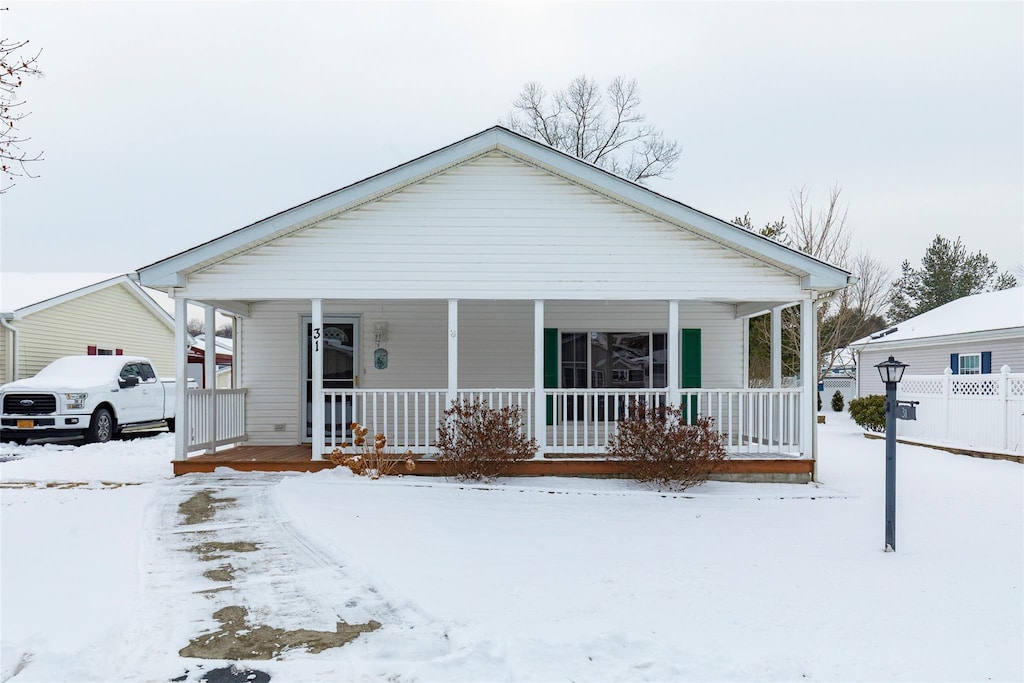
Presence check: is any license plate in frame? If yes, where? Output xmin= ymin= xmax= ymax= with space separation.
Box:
xmin=16 ymin=420 xmax=34 ymax=429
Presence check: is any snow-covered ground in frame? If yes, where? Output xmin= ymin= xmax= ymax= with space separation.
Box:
xmin=1 ymin=413 xmax=1021 ymax=682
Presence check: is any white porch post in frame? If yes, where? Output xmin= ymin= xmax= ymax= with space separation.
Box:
xmin=800 ymin=298 xmax=817 ymax=470
xmin=311 ymin=299 xmax=324 ymax=461
xmin=668 ymin=300 xmax=680 ymax=407
xmin=771 ymin=306 xmax=783 ymax=388
xmin=447 ymin=299 xmax=458 ymax=407
xmin=204 ymin=305 xmax=217 ymax=454
xmin=173 ymin=296 xmax=189 ymax=462
xmin=534 ymin=299 xmax=546 ymax=457
xmin=231 ymin=315 xmax=241 ymax=389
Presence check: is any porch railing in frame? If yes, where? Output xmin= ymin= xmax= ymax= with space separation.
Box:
xmin=323 ymin=388 xmax=536 ymax=451
xmin=321 ymin=388 xmax=801 ymax=456
xmin=186 ymin=388 xmax=248 ymax=452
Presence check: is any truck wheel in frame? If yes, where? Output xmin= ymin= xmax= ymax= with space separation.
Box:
xmin=166 ymin=418 xmax=176 ymax=433
xmin=86 ymin=407 xmax=115 ymax=444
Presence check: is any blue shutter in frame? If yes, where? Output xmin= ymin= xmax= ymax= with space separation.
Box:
xmin=981 ymin=351 xmax=992 ymax=374
xmin=950 ymin=353 xmax=959 ymax=375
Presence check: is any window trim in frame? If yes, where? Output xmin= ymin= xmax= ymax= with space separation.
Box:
xmin=560 ymin=331 xmax=668 ymax=389
xmin=959 ymin=352 xmax=982 ymax=375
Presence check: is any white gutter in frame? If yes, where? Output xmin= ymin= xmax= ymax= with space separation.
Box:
xmin=0 ymin=315 xmax=19 ymax=381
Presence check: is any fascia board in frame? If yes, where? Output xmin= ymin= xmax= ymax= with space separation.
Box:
xmin=136 ymin=130 xmax=505 ymax=286
xmin=136 ymin=126 xmax=850 ymax=291
xmin=849 ymin=327 xmax=1024 ymax=351
xmin=13 ymin=274 xmax=131 ymax=318
xmin=494 ymin=136 xmax=851 ymax=291
xmin=120 ymin=279 xmax=176 ymax=331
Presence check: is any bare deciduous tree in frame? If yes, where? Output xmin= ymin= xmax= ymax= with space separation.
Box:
xmin=1 ymin=36 xmax=43 ymax=192
xmin=736 ymin=185 xmax=890 ymax=383
xmin=505 ymin=75 xmax=680 ymax=184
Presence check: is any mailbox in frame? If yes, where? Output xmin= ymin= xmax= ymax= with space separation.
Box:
xmin=895 ymin=402 xmax=917 ymax=421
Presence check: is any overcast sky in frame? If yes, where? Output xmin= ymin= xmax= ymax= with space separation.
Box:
xmin=1 ymin=1 xmax=1021 ymax=301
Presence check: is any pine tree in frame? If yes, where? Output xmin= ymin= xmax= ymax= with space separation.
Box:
xmin=888 ymin=235 xmax=1017 ymax=323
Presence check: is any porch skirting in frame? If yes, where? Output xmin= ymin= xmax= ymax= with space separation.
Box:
xmin=172 ymin=445 xmax=813 ymax=482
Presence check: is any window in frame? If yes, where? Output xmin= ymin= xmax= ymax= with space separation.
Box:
xmin=561 ymin=331 xmax=668 ymax=389
xmin=959 ymin=353 xmax=981 ymax=375
xmin=97 ymin=347 xmax=114 ymax=355
xmin=139 ymin=364 xmax=157 ymax=382
xmin=120 ymin=363 xmax=142 ymax=380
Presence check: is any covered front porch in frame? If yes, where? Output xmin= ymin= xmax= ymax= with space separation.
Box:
xmin=171 ymin=296 xmax=818 ymax=480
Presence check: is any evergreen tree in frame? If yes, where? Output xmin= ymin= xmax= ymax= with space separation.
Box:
xmin=888 ymin=235 xmax=1018 ymax=323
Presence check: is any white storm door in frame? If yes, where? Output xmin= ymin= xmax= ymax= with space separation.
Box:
xmin=301 ymin=316 xmax=359 ymax=442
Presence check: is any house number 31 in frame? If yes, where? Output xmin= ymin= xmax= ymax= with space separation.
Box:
xmin=313 ymin=327 xmax=321 ymax=352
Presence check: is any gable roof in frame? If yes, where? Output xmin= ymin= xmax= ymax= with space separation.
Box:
xmin=1 ymin=274 xmax=175 ymax=331
xmin=137 ymin=126 xmax=852 ymax=291
xmin=850 ymin=287 xmax=1024 ymax=348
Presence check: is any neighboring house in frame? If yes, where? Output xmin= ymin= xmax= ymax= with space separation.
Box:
xmin=850 ymin=287 xmax=1024 ymax=396
xmin=0 ymin=275 xmax=177 ymax=384
xmin=188 ymin=334 xmax=233 ymax=388
xmin=136 ymin=126 xmax=852 ymax=478
xmin=849 ymin=288 xmax=1024 ymax=457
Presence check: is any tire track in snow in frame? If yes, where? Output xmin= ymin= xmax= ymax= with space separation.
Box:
xmin=116 ymin=472 xmax=451 ymax=680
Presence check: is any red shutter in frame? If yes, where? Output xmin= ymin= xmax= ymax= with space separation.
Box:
xmin=115 ymin=348 xmax=123 ymax=356
xmin=87 ymin=345 xmax=97 ymax=355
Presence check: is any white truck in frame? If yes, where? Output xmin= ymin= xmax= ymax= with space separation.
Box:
xmin=1 ymin=355 xmax=178 ymax=445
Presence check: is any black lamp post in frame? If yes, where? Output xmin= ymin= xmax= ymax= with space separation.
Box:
xmin=875 ymin=355 xmax=908 ymax=552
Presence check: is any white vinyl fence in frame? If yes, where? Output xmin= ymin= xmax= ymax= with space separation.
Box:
xmin=897 ymin=366 xmax=1024 ymax=455
xmin=822 ymin=376 xmax=857 ymax=407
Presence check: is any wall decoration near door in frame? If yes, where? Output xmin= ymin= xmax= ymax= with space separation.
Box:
xmin=373 ymin=347 xmax=388 ymax=369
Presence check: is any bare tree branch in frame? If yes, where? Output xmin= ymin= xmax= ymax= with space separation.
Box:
xmin=0 ymin=36 xmax=43 ymax=192
xmin=505 ymin=75 xmax=680 ymax=184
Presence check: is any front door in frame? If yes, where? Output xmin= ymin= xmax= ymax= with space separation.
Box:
xmin=301 ymin=316 xmax=359 ymax=442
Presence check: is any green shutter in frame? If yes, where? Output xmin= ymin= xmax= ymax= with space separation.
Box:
xmin=544 ymin=328 xmax=558 ymax=425
xmin=680 ymin=328 xmax=701 ymax=423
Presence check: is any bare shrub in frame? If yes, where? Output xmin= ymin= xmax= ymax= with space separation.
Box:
xmin=329 ymin=423 xmax=416 ymax=479
xmin=607 ymin=402 xmax=726 ymax=490
xmin=435 ymin=398 xmax=537 ymax=481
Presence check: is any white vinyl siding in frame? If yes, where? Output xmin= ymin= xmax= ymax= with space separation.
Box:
xmin=857 ymin=335 xmax=1024 ymax=396
xmin=239 ymin=299 xmax=743 ymax=445
xmin=8 ymin=284 xmax=175 ymax=381
xmin=182 ymin=152 xmax=807 ymax=303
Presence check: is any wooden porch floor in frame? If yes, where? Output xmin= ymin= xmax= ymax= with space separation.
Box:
xmin=173 ymin=445 xmax=814 ymax=478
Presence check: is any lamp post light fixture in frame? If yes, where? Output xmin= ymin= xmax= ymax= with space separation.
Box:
xmin=875 ymin=355 xmax=908 ymax=552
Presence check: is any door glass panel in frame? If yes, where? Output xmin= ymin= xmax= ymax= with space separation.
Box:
xmin=305 ymin=321 xmax=356 ymax=439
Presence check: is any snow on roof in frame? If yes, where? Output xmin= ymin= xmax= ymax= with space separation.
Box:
xmin=190 ymin=334 xmax=234 ymax=355
xmin=851 ymin=287 xmax=1024 ymax=346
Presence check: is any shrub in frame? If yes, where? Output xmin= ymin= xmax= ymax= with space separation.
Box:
xmin=607 ymin=402 xmax=727 ymax=490
xmin=329 ymin=422 xmax=416 ymax=479
xmin=849 ymin=395 xmax=886 ymax=433
xmin=831 ymin=390 xmax=845 ymax=412
xmin=435 ymin=398 xmax=537 ymax=481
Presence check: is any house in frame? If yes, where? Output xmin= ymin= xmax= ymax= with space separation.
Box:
xmin=850 ymin=287 xmax=1024 ymax=396
xmin=135 ymin=126 xmax=853 ymax=479
xmin=0 ymin=274 xmax=177 ymax=384
xmin=188 ymin=334 xmax=233 ymax=388
xmin=849 ymin=287 xmax=1024 ymax=456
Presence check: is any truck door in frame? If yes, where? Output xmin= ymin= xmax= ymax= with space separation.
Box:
xmin=137 ymin=363 xmax=164 ymax=420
